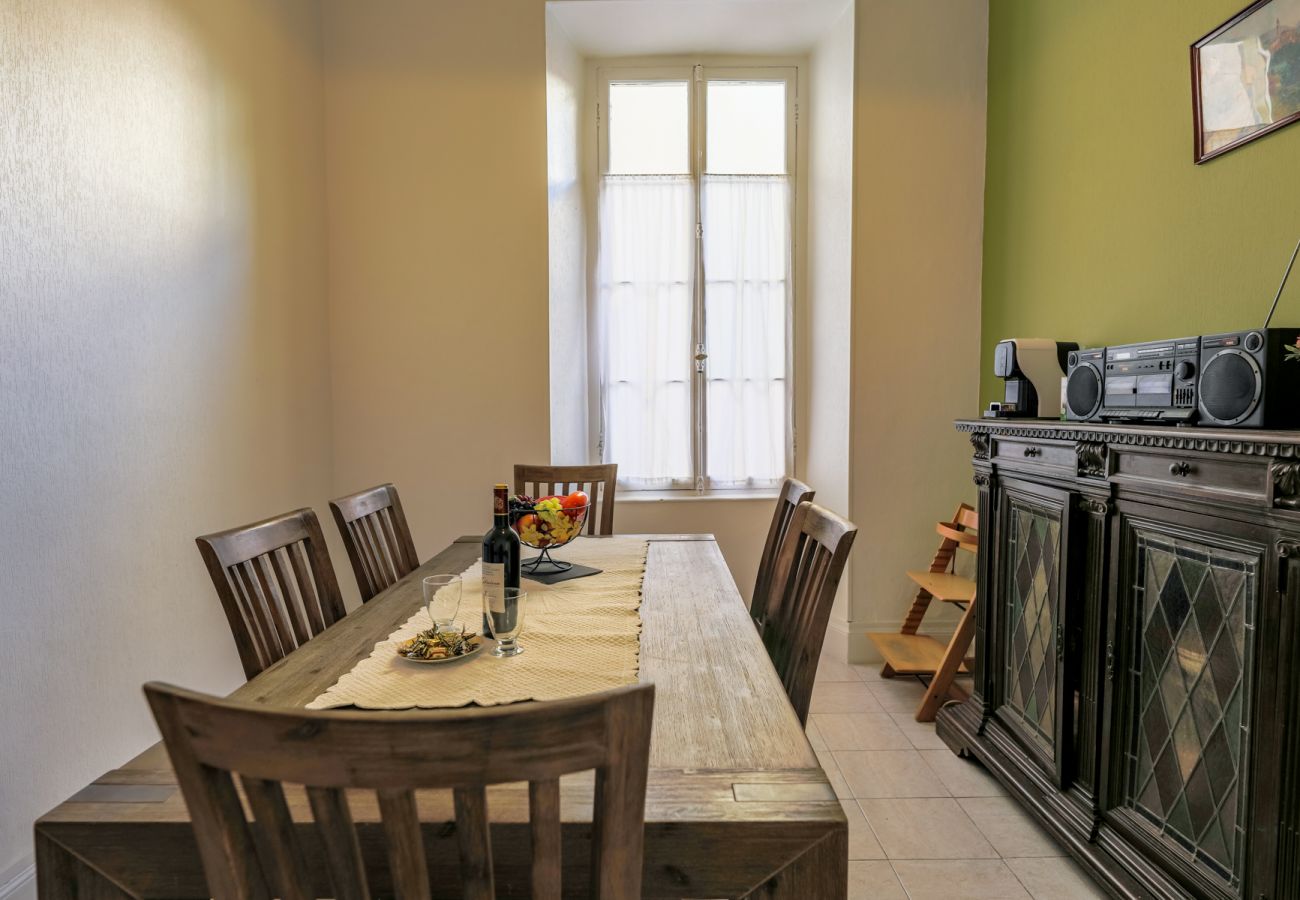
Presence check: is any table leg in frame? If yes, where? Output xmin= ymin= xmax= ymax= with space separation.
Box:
xmin=35 ymin=831 xmax=132 ymax=900
xmin=742 ymin=827 xmax=848 ymax=899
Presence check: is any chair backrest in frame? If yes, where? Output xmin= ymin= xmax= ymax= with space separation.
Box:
xmin=329 ymin=483 xmax=420 ymax=603
xmin=514 ymin=464 xmax=619 ymax=536
xmin=196 ymin=509 xmax=346 ymax=681
xmin=143 ymin=681 xmax=656 ymax=900
xmin=758 ymin=501 xmax=857 ymax=726
xmin=751 ymin=477 xmax=816 ymax=624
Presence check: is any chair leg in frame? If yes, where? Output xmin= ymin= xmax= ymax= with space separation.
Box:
xmin=915 ymin=598 xmax=977 ymax=723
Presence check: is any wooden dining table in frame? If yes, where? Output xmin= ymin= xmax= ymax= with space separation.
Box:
xmin=34 ymin=534 xmax=846 ymax=899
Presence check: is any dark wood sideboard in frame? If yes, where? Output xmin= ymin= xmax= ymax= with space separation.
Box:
xmin=936 ymin=419 xmax=1300 ymax=900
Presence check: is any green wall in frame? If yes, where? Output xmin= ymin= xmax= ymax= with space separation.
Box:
xmin=981 ymin=1 xmax=1300 ymax=407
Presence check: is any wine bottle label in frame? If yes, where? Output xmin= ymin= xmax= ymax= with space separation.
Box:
xmin=482 ymin=562 xmax=506 ymax=613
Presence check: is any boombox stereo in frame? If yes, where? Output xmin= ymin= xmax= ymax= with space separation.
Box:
xmin=1065 ymin=329 xmax=1300 ymax=428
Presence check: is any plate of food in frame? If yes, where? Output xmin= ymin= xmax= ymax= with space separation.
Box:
xmin=395 ymin=627 xmax=484 ymax=664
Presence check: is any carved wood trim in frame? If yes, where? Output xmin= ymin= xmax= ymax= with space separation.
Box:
xmin=1275 ymin=462 xmax=1300 ymax=510
xmin=1077 ymin=442 xmax=1108 ymax=479
xmin=957 ymin=419 xmax=1300 ymax=459
xmin=970 ymin=432 xmax=990 ymax=460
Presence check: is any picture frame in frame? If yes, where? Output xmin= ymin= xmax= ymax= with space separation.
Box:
xmin=1192 ymin=0 xmax=1300 ymax=163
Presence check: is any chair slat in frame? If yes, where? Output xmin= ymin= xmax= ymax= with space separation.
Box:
xmin=752 ymin=478 xmax=815 ymax=625
xmin=306 ymin=786 xmax=371 ymax=900
xmin=330 ymin=484 xmax=420 ymax=603
xmin=242 ymin=776 xmax=313 ymax=900
xmin=529 ymin=779 xmax=562 ymax=900
xmin=197 ymin=509 xmax=345 ymax=680
xmin=377 ymin=789 xmax=431 ymax=900
xmin=454 ymin=786 xmax=494 ymax=900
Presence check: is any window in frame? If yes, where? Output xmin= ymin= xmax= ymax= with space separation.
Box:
xmin=595 ymin=65 xmax=795 ymax=491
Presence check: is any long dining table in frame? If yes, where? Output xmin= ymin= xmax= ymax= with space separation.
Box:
xmin=34 ymin=534 xmax=846 ymax=899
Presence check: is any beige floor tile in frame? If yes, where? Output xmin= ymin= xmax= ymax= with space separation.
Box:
xmin=889 ymin=712 xmax=950 ymax=750
xmin=892 ymin=859 xmax=1032 ymax=899
xmin=812 ymin=712 xmax=913 ymax=750
xmin=920 ymin=749 xmax=1004 ymax=797
xmin=817 ymin=654 xmax=864 ymax=683
xmin=867 ymin=676 xmax=929 ymax=712
xmin=851 ymin=662 xmax=886 ymax=681
xmin=958 ymin=797 xmax=1064 ymax=857
xmin=810 ymin=680 xmax=885 ymax=714
xmin=848 ymin=860 xmax=907 ymax=900
xmin=858 ymin=798 xmax=998 ymax=859
xmin=1005 ymin=857 xmax=1108 ymax=899
xmin=841 ymin=799 xmax=886 ymax=859
xmin=816 ymin=748 xmax=853 ymax=800
xmin=806 ymin=717 xmax=828 ymax=751
xmin=835 ymin=750 xmax=950 ymax=799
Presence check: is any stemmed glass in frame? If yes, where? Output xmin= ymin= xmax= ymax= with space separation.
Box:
xmin=423 ymin=574 xmax=462 ymax=632
xmin=485 ymin=587 xmax=526 ymax=657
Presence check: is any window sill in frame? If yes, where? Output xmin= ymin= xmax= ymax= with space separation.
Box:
xmin=616 ymin=489 xmax=778 ymax=503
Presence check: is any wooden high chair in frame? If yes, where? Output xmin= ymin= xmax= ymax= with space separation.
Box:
xmin=867 ymin=503 xmax=978 ymax=722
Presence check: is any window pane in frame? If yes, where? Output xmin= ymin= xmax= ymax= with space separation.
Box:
xmin=608 ymin=81 xmax=689 ymax=175
xmin=706 ymin=81 xmax=786 ymax=174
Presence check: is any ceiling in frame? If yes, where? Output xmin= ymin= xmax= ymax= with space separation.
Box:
xmin=546 ymin=0 xmax=851 ymax=57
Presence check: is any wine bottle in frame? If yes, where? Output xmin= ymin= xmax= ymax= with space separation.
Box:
xmin=480 ymin=483 xmax=520 ymax=636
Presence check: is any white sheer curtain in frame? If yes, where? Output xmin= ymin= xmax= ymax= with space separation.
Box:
xmin=701 ymin=174 xmax=790 ymax=488
xmin=597 ymin=174 xmax=695 ymax=489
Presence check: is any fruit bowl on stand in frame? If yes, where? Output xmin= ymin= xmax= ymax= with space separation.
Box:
xmin=509 ymin=492 xmax=589 ymax=577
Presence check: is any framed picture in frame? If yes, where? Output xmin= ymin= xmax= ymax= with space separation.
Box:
xmin=1192 ymin=0 xmax=1300 ymax=163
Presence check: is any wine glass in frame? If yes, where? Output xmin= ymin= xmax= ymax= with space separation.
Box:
xmin=423 ymin=574 xmax=462 ymax=632
xmin=485 ymin=587 xmax=526 ymax=657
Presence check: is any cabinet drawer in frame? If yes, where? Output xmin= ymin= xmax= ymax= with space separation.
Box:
xmin=1113 ymin=449 xmax=1269 ymax=503
xmin=993 ymin=437 xmax=1074 ymax=472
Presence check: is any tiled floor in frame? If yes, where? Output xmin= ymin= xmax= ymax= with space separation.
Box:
xmin=810 ymin=656 xmax=1107 ymax=900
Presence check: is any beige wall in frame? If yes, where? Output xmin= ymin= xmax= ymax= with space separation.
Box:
xmin=0 ymin=0 xmax=331 ymax=879
xmin=803 ymin=0 xmax=855 ymax=654
xmin=321 ymin=0 xmax=551 ymax=568
xmin=846 ymin=0 xmax=987 ymax=657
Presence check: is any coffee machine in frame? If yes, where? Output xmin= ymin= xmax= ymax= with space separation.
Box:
xmin=985 ymin=339 xmax=1078 ymax=419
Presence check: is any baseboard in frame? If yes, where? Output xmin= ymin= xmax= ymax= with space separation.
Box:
xmin=0 ymin=859 xmax=35 ymax=900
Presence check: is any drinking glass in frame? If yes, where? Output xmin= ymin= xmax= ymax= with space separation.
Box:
xmin=423 ymin=574 xmax=462 ymax=632
xmin=485 ymin=587 xmax=526 ymax=657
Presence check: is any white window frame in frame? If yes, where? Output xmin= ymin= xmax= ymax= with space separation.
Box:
xmin=593 ymin=62 xmax=798 ymax=494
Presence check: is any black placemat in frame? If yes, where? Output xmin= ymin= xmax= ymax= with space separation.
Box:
xmin=521 ymin=562 xmax=603 ymax=585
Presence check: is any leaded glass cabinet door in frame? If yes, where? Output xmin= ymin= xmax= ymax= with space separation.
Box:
xmin=1104 ymin=510 xmax=1267 ymax=900
xmin=993 ymin=480 xmax=1071 ymax=783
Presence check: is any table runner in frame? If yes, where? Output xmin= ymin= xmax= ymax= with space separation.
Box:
xmin=307 ymin=536 xmax=648 ymax=709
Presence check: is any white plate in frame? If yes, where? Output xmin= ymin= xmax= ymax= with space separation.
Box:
xmin=394 ymin=634 xmax=485 ymax=665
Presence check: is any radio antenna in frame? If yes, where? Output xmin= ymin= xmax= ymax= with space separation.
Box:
xmin=1263 ymin=235 xmax=1300 ymax=329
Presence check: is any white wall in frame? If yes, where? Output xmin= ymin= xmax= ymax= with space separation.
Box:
xmin=846 ymin=0 xmax=987 ymax=658
xmin=0 ymin=0 xmax=332 ymax=880
xmin=320 ymin=0 xmax=552 ymax=561
xmin=545 ymin=12 xmax=590 ymax=465
xmin=802 ymin=0 xmax=856 ymax=655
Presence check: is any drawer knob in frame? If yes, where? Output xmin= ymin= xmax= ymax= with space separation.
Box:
xmin=1168 ymin=462 xmax=1192 ymax=477
xmin=1024 ymin=447 xmax=1042 ymax=458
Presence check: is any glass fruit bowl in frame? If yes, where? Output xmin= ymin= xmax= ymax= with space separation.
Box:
xmin=509 ymin=493 xmax=588 ymax=575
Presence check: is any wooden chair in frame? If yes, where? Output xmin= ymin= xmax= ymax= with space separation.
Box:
xmin=750 ymin=477 xmax=816 ymax=625
xmin=866 ymin=503 xmax=979 ymax=722
xmin=329 ymin=483 xmax=420 ymax=603
xmin=757 ymin=501 xmax=858 ymax=726
xmin=143 ymin=681 xmax=656 ymax=900
xmin=514 ymin=464 xmax=618 ymax=536
xmin=196 ymin=509 xmax=346 ymax=681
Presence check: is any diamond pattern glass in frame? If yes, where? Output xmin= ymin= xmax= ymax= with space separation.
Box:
xmin=1125 ymin=532 xmax=1256 ymax=887
xmin=1002 ymin=500 xmax=1059 ymax=756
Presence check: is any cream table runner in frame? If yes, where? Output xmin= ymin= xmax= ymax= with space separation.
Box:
xmin=307 ymin=537 xmax=648 ymax=709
